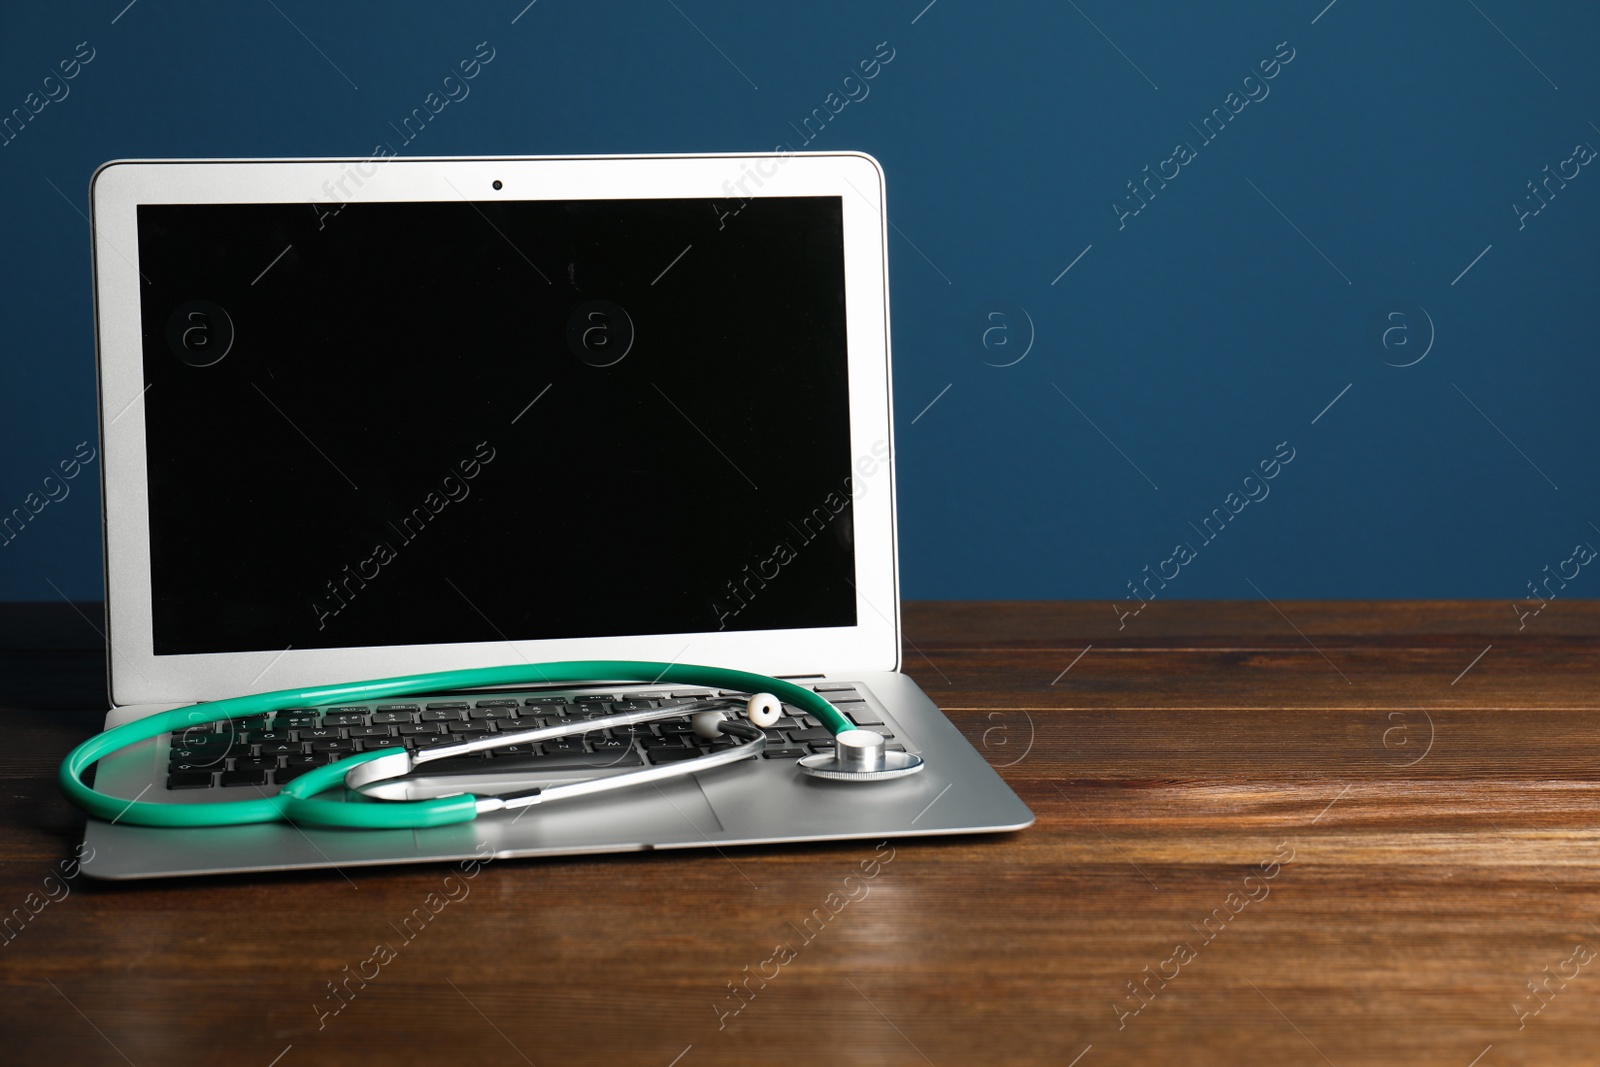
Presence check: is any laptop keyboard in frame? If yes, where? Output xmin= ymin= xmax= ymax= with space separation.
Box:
xmin=163 ymin=684 xmax=901 ymax=791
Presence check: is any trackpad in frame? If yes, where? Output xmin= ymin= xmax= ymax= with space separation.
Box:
xmin=420 ymin=775 xmax=723 ymax=852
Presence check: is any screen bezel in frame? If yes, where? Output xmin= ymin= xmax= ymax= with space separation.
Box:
xmin=91 ymin=153 xmax=900 ymax=706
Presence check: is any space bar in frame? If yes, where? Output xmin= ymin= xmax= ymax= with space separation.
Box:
xmin=414 ymin=750 xmax=646 ymax=776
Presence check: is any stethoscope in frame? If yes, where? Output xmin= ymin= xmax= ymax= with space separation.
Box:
xmin=59 ymin=661 xmax=925 ymax=830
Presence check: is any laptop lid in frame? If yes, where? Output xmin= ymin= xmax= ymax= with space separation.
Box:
xmin=90 ymin=153 xmax=900 ymax=707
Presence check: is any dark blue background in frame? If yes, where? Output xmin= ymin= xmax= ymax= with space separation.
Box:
xmin=3 ymin=1 xmax=1596 ymax=610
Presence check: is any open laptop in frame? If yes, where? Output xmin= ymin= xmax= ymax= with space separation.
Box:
xmin=81 ymin=152 xmax=1032 ymax=878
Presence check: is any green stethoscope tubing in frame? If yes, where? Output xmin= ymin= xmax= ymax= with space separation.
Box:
xmin=60 ymin=660 xmax=852 ymax=830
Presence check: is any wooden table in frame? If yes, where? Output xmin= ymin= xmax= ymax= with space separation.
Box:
xmin=3 ymin=600 xmax=1598 ymax=1066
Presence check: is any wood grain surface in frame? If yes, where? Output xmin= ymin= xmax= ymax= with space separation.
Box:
xmin=3 ymin=600 xmax=1598 ymax=1066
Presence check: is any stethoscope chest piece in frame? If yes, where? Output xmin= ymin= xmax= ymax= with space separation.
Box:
xmin=797 ymin=727 xmax=925 ymax=781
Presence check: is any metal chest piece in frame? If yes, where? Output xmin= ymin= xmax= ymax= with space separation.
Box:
xmin=797 ymin=728 xmax=925 ymax=781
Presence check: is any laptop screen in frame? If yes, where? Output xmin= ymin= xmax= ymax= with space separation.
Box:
xmin=134 ymin=195 xmax=857 ymax=656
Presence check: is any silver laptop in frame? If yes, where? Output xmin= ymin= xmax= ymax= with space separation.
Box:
xmin=81 ymin=152 xmax=1032 ymax=878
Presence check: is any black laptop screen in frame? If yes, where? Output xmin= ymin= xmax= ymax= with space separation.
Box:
xmin=134 ymin=195 xmax=857 ymax=655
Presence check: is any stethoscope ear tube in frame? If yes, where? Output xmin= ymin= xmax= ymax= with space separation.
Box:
xmin=59 ymin=660 xmax=857 ymax=830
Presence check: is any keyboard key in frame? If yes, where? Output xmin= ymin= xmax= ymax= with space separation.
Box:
xmin=812 ymin=684 xmax=862 ymax=695
xmin=310 ymin=739 xmax=357 ymax=754
xmin=611 ymin=699 xmax=656 ymax=712
xmin=647 ymin=748 xmax=705 ymax=764
xmin=359 ymin=737 xmax=406 ymax=750
xmin=323 ymin=712 xmax=367 ymax=727
xmin=257 ymin=740 xmax=302 ymax=755
xmin=786 ymin=728 xmax=833 ymax=743
xmin=233 ymin=756 xmax=279 ymax=771
xmin=347 ymin=725 xmax=393 ymax=739
xmin=412 ymin=734 xmax=456 ymax=748
xmin=221 ymin=769 xmax=268 ymax=787
xmin=166 ymin=772 xmax=215 ymax=789
xmin=169 ymin=744 xmax=246 ymax=763
xmin=447 ymin=723 xmax=492 ymax=736
xmin=544 ymin=738 xmax=586 ymax=754
xmin=376 ymin=704 xmax=419 ymax=712
xmin=398 ymin=723 xmax=443 ymax=736
xmin=641 ymin=736 xmax=687 ymax=750
xmin=432 ymin=749 xmax=644 ymax=774
xmin=168 ymin=757 xmax=226 ymax=773
xmin=480 ymin=748 xmax=643 ymax=771
xmin=298 ymin=727 xmax=341 ymax=740
xmin=416 ymin=754 xmax=492 ymax=773
xmin=326 ymin=706 xmax=370 ymax=715
xmin=371 ymin=711 xmax=416 ymax=725
xmin=426 ymin=702 xmax=469 ymax=710
xmin=276 ymin=714 xmax=320 ymax=728
xmin=589 ymin=737 xmax=631 ymax=753
xmin=421 ymin=709 xmax=466 ymax=722
xmin=169 ymin=732 xmax=236 ymax=751
xmin=474 ymin=699 xmax=518 ymax=708
xmin=574 ymin=694 xmax=615 ymax=703
xmin=470 ymin=707 xmax=516 ymax=720
xmin=657 ymin=721 xmax=697 ymax=735
xmin=522 ymin=695 xmax=570 ymax=705
xmin=763 ymin=747 xmax=809 ymax=760
xmin=837 ymin=702 xmax=882 ymax=725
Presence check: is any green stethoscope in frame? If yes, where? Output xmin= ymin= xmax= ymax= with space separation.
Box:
xmin=60 ymin=661 xmax=924 ymax=830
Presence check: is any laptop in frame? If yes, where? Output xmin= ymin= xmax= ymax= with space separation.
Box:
xmin=81 ymin=152 xmax=1033 ymax=878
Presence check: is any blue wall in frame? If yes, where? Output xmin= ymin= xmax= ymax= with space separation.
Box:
xmin=3 ymin=1 xmax=1597 ymax=605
